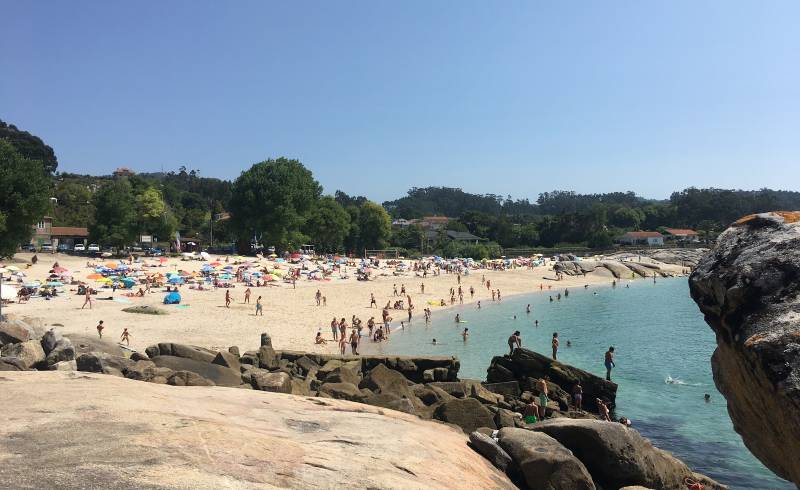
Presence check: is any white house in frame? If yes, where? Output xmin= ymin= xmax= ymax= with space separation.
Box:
xmin=617 ymin=231 xmax=664 ymax=246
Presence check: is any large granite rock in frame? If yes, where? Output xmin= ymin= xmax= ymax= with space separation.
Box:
xmin=150 ymin=355 xmax=241 ymax=387
xmin=469 ymin=431 xmax=513 ymax=472
xmin=76 ymin=352 xmax=135 ymax=376
xmin=497 ymin=427 xmax=595 ymax=490
xmin=433 ymin=397 xmax=496 ymax=433
xmin=0 ymin=340 xmax=45 ymax=369
xmin=532 ymin=418 xmax=725 ymax=489
xmin=487 ymin=348 xmax=616 ymax=412
xmin=44 ymin=339 xmax=75 ymax=368
xmin=0 ymin=319 xmax=34 ymax=345
xmin=0 ymin=371 xmax=515 ymax=489
xmin=689 ymin=211 xmax=800 ymax=486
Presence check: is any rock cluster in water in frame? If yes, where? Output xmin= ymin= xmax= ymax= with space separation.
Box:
xmin=1 ymin=318 xmax=726 ymax=489
xmin=690 ymin=211 xmax=800 ymax=486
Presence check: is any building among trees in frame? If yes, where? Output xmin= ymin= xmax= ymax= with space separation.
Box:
xmin=617 ymin=231 xmax=664 ymax=246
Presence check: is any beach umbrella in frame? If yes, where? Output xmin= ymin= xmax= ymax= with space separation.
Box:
xmin=23 ymin=282 xmax=40 ymax=288
xmin=87 ymin=273 xmax=103 ymax=279
xmin=51 ymin=266 xmax=68 ymax=274
xmin=45 ymin=281 xmax=64 ymax=287
xmin=121 ymin=277 xmax=136 ymax=288
xmin=105 ymin=262 xmax=118 ymax=269
xmin=220 ymin=273 xmax=233 ymax=280
xmin=168 ymin=276 xmax=184 ymax=284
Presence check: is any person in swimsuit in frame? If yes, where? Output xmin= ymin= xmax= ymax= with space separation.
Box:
xmin=96 ymin=320 xmax=104 ymax=338
xmin=508 ymin=331 xmax=521 ymax=356
xmin=338 ymin=334 xmax=347 ymax=355
xmin=370 ymin=293 xmax=377 ymax=308
xmin=315 ymin=331 xmax=327 ymax=344
xmin=330 ymin=317 xmax=339 ymax=341
xmin=605 ymin=346 xmax=616 ymax=381
xmin=349 ymin=330 xmax=360 ymax=355
xmin=538 ymin=377 xmax=549 ymax=420
xmin=120 ymin=328 xmax=131 ymax=346
xmin=225 ymin=290 xmax=231 ymax=308
xmin=244 ymin=288 xmax=251 ymax=304
xmin=255 ymin=296 xmax=263 ymax=316
xmin=552 ymin=332 xmax=559 ymax=360
xmin=572 ymin=382 xmax=583 ymax=411
xmin=81 ymin=287 xmax=93 ymax=309
xmin=462 ymin=328 xmax=469 ymax=341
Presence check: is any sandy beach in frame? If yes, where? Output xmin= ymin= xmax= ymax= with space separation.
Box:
xmin=1 ymin=252 xmax=686 ymax=355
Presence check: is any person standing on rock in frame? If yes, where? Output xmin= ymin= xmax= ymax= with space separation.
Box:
xmin=552 ymin=332 xmax=559 ymax=360
xmin=572 ymin=382 xmax=583 ymax=411
xmin=537 ymin=377 xmax=549 ymax=420
xmin=508 ymin=331 xmax=521 ymax=356
xmin=605 ymin=346 xmax=616 ymax=381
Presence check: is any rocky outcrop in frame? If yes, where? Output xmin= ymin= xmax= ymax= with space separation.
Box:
xmin=497 ymin=428 xmax=595 ymax=489
xmin=0 ymin=371 xmax=515 ymax=489
xmin=532 ymin=418 xmax=725 ymax=489
xmin=487 ymin=348 xmax=617 ymax=412
xmin=0 ymin=340 xmax=45 ymax=369
xmin=689 ymin=211 xmax=800 ymax=486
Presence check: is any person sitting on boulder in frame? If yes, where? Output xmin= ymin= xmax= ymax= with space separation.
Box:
xmin=523 ymin=399 xmax=538 ymax=424
xmin=597 ymin=398 xmax=610 ymax=421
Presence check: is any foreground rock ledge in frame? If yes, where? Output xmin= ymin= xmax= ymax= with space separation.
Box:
xmin=689 ymin=211 xmax=800 ymax=486
xmin=0 ymin=371 xmax=514 ymax=490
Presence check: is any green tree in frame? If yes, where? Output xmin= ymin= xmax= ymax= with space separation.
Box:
xmin=53 ymin=179 xmax=94 ymax=227
xmin=0 ymin=120 xmax=58 ymax=173
xmin=357 ymin=201 xmax=392 ymax=251
xmin=89 ymin=178 xmax=137 ymax=249
xmin=229 ymin=158 xmax=321 ymax=251
xmin=135 ymin=187 xmax=177 ymax=242
xmin=303 ymin=196 xmax=351 ymax=253
xmin=0 ymin=141 xmax=52 ymax=257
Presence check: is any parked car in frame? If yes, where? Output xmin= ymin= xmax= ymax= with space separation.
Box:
xmin=148 ymin=247 xmax=163 ymax=256
xmin=74 ymin=244 xmax=86 ymax=252
xmin=20 ymin=244 xmax=36 ymax=252
xmin=57 ymin=243 xmax=72 ymax=252
xmin=87 ymin=244 xmax=100 ymax=253
xmin=40 ymin=244 xmax=53 ymax=252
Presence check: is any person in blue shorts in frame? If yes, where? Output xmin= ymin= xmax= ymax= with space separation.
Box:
xmin=605 ymin=346 xmax=615 ymax=381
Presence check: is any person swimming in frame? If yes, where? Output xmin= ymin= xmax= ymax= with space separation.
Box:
xmin=462 ymin=328 xmax=469 ymax=341
xmin=455 ymin=314 xmax=460 ymax=323
xmin=432 ymin=338 xmax=437 ymax=345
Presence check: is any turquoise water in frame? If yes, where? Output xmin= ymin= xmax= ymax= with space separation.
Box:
xmin=363 ymin=278 xmax=791 ymax=489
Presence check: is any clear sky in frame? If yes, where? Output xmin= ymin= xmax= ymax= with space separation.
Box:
xmin=3 ymin=1 xmax=798 ymax=202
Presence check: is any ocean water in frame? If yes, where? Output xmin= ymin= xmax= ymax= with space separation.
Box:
xmin=363 ymin=277 xmax=791 ymax=489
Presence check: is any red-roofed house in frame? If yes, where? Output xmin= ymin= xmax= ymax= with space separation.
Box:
xmin=617 ymin=231 xmax=664 ymax=246
xmin=663 ymin=228 xmax=700 ymax=243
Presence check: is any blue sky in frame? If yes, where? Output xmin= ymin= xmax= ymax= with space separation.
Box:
xmin=3 ymin=1 xmax=798 ymax=202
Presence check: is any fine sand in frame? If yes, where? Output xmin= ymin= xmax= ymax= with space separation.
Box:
xmin=1 ymin=252 xmax=686 ymax=355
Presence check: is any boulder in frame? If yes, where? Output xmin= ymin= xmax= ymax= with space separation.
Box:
xmin=0 ymin=357 xmax=27 ymax=371
xmin=161 ymin=343 xmax=216 ymax=363
xmin=428 ymin=381 xmax=468 ymax=398
xmin=359 ymin=363 xmax=413 ymax=400
xmin=0 ymin=340 xmax=45 ymax=369
xmin=494 ymin=408 xmax=518 ymax=428
xmin=433 ymin=397 xmax=496 ymax=434
xmin=250 ymin=371 xmax=292 ymax=393
xmin=689 ymin=211 xmax=800 ymax=486
xmin=124 ymin=360 xmax=173 ymax=383
xmin=464 ymin=379 xmax=501 ymax=405
xmin=211 ymin=350 xmax=240 ymax=372
xmin=469 ymin=431 xmax=513 ymax=472
xmin=487 ymin=348 xmax=616 ymax=412
xmin=318 ymin=359 xmax=361 ymax=385
xmin=68 ymin=334 xmax=125 ymax=357
xmin=0 ymin=319 xmax=33 ymax=345
xmin=40 ymin=329 xmax=60 ymax=354
xmin=483 ymin=381 xmax=521 ymax=398
xmin=319 ymin=382 xmax=368 ymax=402
xmin=363 ymin=393 xmax=417 ymax=415
xmin=150 ymin=355 xmax=240 ymax=387
xmin=497 ymin=427 xmax=595 ymax=490
xmin=130 ymin=351 xmax=149 ymax=362
xmin=76 ymin=352 xmax=134 ymax=375
xmin=168 ymin=370 xmax=215 ymax=386
xmin=49 ymin=360 xmax=77 ymax=371
xmin=600 ymin=260 xmax=633 ymax=279
xmin=240 ymin=350 xmax=259 ymax=366
xmin=294 ymin=355 xmax=320 ymax=376
xmin=145 ymin=345 xmax=160 ymax=359
xmin=44 ymin=339 xmax=75 ymax=368
xmin=532 ymin=418 xmax=725 ymax=490
xmin=228 ymin=346 xmax=240 ymax=356
xmin=258 ymin=345 xmax=280 ymax=370
xmin=411 ymin=384 xmax=454 ymax=406
xmin=260 ymin=332 xmax=272 ymax=347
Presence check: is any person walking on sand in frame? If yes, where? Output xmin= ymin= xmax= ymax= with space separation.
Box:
xmin=96 ymin=320 xmax=104 ymax=338
xmin=225 ymin=290 xmax=231 ymax=308
xmin=469 ymin=286 xmax=474 ymax=299
xmin=420 ymin=283 xmax=425 ymax=294
xmin=81 ymin=287 xmax=93 ymax=310
xmin=497 ymin=289 xmax=501 ymax=301
xmin=339 ymin=333 xmax=347 ymax=355
xmin=244 ymin=288 xmax=251 ymax=304
xmin=315 ymin=289 xmax=322 ymax=306
xmin=120 ymin=328 xmax=131 ymax=346
xmin=370 ymin=293 xmax=377 ymax=308
xmin=255 ymin=296 xmax=263 ymax=316
xmin=508 ymin=331 xmax=521 ymax=356
xmin=605 ymin=346 xmax=616 ymax=381
xmin=552 ymin=332 xmax=559 ymax=360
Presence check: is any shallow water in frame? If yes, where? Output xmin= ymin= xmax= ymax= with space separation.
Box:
xmin=363 ymin=277 xmax=791 ymax=489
